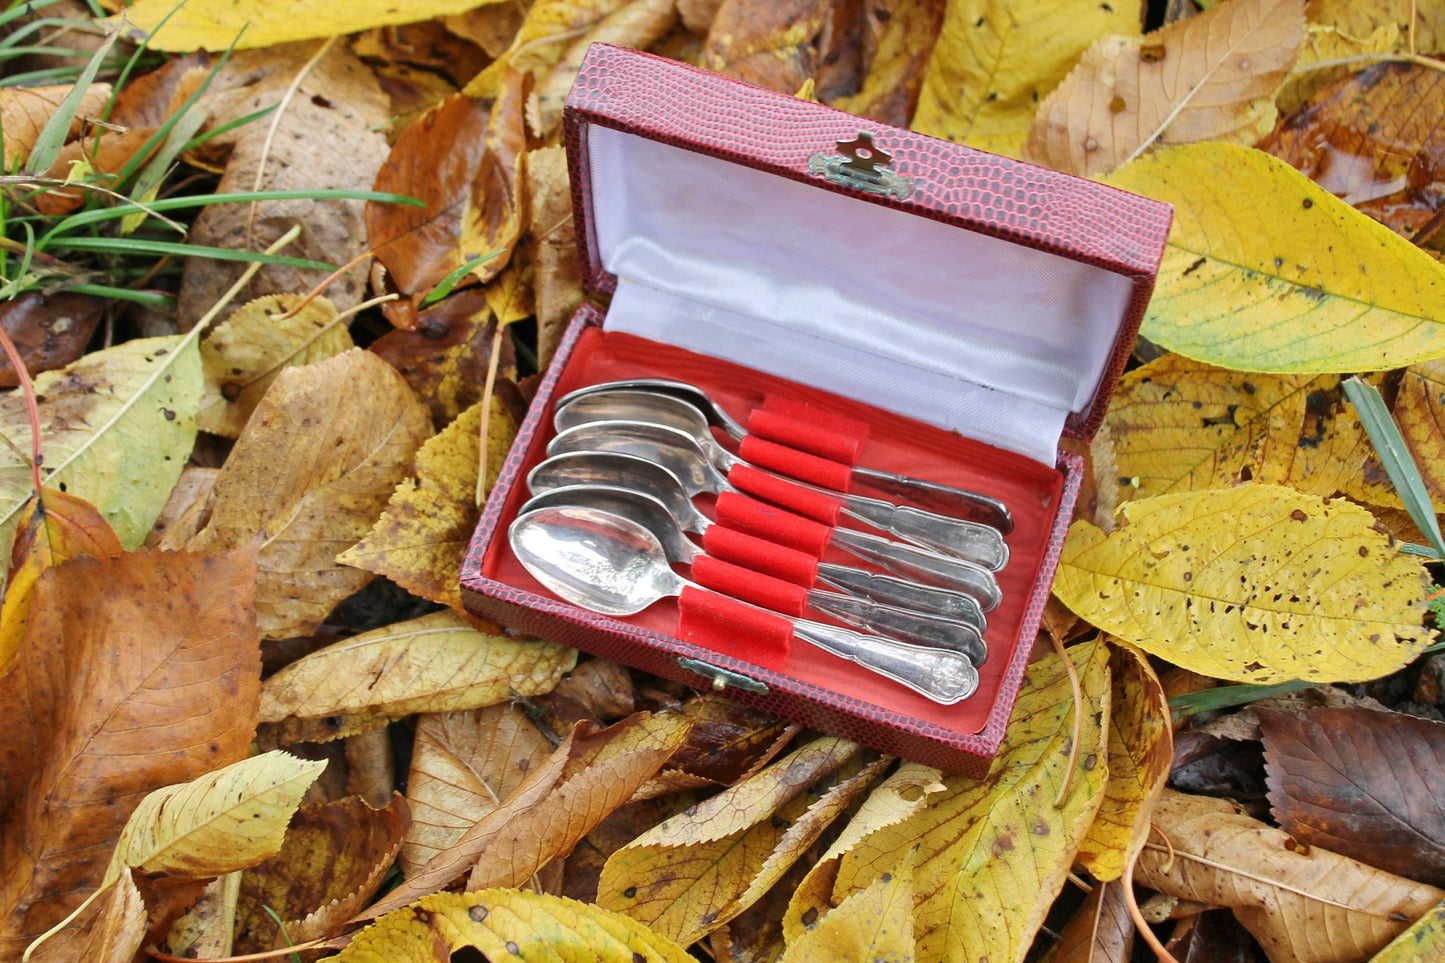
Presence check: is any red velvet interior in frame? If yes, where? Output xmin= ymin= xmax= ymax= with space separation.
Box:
xmin=482 ymin=326 xmax=1065 ymax=735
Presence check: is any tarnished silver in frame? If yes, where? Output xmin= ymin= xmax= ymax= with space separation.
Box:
xmin=527 ymin=451 xmax=990 ymax=630
xmin=518 ymin=485 xmax=987 ymax=665
xmin=555 ymin=379 xmax=1014 ymax=534
xmin=508 ymin=506 xmax=979 ymax=704
xmin=546 ymin=423 xmax=1003 ymax=610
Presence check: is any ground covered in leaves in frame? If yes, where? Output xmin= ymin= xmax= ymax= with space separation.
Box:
xmin=2 ymin=0 xmax=1445 ymax=961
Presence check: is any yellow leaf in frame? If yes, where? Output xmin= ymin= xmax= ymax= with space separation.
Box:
xmin=1276 ymin=22 xmax=1399 ymax=116
xmin=337 ymin=398 xmax=518 ymax=613
xmin=1304 ymin=0 xmax=1445 ymax=55
xmin=1102 ymin=355 xmax=1371 ymax=503
xmin=911 ymin=0 xmax=1141 ymax=158
xmin=111 ymin=0 xmax=506 ymax=50
xmin=1100 ymin=143 xmax=1445 ymax=373
xmin=105 ymin=750 xmax=325 ymax=885
xmin=1024 ymin=0 xmax=1304 ymax=177
xmin=1138 ymin=790 xmax=1444 ymax=963
xmin=184 ymin=349 xmax=433 ymax=640
xmin=196 ymin=294 xmax=354 ymax=438
xmin=1054 ymin=484 xmax=1432 ymax=684
xmin=0 ymin=336 xmax=201 ymax=557
xmin=259 ymin=610 xmax=575 ymax=733
xmin=702 ymin=0 xmax=829 ymax=96
xmin=75 ymin=869 xmax=145 ymax=963
xmin=780 ymin=850 xmax=916 ymax=963
xmin=333 ymin=889 xmax=695 ymax=963
xmin=1076 ymin=640 xmax=1172 ymax=881
xmin=831 ymin=0 xmax=944 ymax=127
xmin=1372 ymin=898 xmax=1445 ymax=963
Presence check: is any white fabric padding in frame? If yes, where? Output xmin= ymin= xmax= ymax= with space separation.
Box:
xmin=586 ymin=125 xmax=1136 ymax=464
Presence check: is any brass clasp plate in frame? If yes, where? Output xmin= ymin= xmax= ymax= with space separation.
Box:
xmin=676 ymin=657 xmax=769 ymax=694
xmin=808 ymin=131 xmax=914 ymax=199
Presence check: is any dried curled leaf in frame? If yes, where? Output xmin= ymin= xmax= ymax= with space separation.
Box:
xmin=1055 ymin=484 xmax=1432 ymax=684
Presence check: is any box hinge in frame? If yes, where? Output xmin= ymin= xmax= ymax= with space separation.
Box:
xmin=809 ymin=131 xmax=914 ymax=200
xmin=676 ymin=657 xmax=769 ymax=694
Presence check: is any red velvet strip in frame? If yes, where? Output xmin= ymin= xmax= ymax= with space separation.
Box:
xmin=756 ymin=395 xmax=869 ymax=461
xmin=728 ymin=464 xmax=845 ymax=526
xmin=689 ymin=556 xmax=809 ymax=616
xmin=738 ymin=435 xmax=856 ymax=491
xmin=714 ymin=491 xmax=834 ymax=556
xmin=700 ymin=526 xmax=820 ymax=586
xmin=677 ymin=585 xmax=792 ymax=668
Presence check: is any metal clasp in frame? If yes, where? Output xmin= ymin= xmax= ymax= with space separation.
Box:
xmin=808 ymin=131 xmax=914 ymax=199
xmin=676 ymin=657 xmax=769 ymax=694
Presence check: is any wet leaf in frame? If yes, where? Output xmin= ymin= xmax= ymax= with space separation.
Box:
xmin=1275 ymin=23 xmax=1399 ymax=118
xmin=259 ymin=610 xmax=576 ymax=737
xmin=1100 ymin=143 xmax=1445 ymax=373
xmin=1138 ymin=790 xmax=1445 ymax=963
xmin=1052 ymin=879 xmax=1134 ymax=963
xmin=1024 ymin=0 xmax=1304 ymax=177
xmin=183 ymin=349 xmax=432 ymax=640
xmin=1260 ymin=706 xmax=1445 ymax=887
xmin=1304 ymin=0 xmax=1445 ymax=56
xmin=0 ymin=292 xmax=105 ymax=389
xmin=399 ymin=705 xmax=554 ymax=876
xmin=0 ymin=546 xmax=260 ymax=959
xmin=333 ymin=889 xmax=695 ymax=962
xmin=911 ymin=0 xmax=1141 ymax=158
xmin=196 ymin=294 xmax=355 ymax=438
xmin=831 ymin=0 xmax=946 ymax=127
xmin=234 ymin=792 xmax=410 ymax=952
xmin=703 ymin=0 xmax=830 ymax=94
xmin=0 ymin=335 xmax=201 ymax=557
xmin=779 ymin=849 xmax=915 ymax=963
xmin=1055 ymin=485 xmax=1432 ymax=684
xmin=0 ymin=84 xmax=111 ymax=168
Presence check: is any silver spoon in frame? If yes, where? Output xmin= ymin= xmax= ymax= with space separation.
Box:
xmin=554 ymin=395 xmax=1008 ymax=571
xmin=556 ymin=378 xmax=1014 ymax=534
xmin=527 ymin=451 xmax=989 ymax=630
xmin=518 ymin=485 xmax=987 ymax=665
xmin=545 ymin=423 xmax=1004 ymax=610
xmin=508 ymin=505 xmax=979 ymax=705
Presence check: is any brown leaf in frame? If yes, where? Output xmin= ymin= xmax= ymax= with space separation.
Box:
xmin=0 ymin=292 xmax=104 ymax=388
xmin=185 ymin=349 xmax=433 ymax=639
xmin=1260 ymin=706 xmax=1445 ymax=888
xmin=69 ymin=869 xmax=146 ymax=963
xmin=36 ymin=127 xmax=160 ymax=216
xmin=109 ymin=52 xmax=210 ymax=130
xmin=704 ymin=0 xmax=831 ymax=93
xmin=635 ymin=694 xmax=795 ymax=800
xmin=0 ymin=83 xmax=111 ymax=168
xmin=352 ymin=21 xmax=487 ymax=89
xmin=1024 ymin=0 xmax=1306 ymax=176
xmin=147 ymin=466 xmax=219 ymax=550
xmin=177 ymin=44 xmax=391 ymax=328
xmin=829 ymin=0 xmax=945 ymax=127
xmin=1261 ymin=62 xmax=1445 ymax=238
xmin=0 ymin=546 xmax=261 ymax=959
xmin=234 ymin=793 xmax=411 ymax=952
xmin=1053 ymin=879 xmax=1135 ymax=963
xmin=553 ymin=658 xmax=636 ymax=721
xmin=526 ymin=145 xmax=582 ymax=370
xmin=344 ymin=728 xmax=395 ymax=809
xmin=443 ymin=4 xmax=527 ymax=59
xmin=371 ymin=62 xmax=457 ymax=142
xmin=1138 ymin=789 xmax=1445 ymax=963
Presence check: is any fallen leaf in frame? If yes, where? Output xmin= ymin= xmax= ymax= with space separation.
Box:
xmin=444 ymin=3 xmax=528 ymax=59
xmin=0 ymin=83 xmax=111 ymax=168
xmin=352 ymin=21 xmax=488 ymax=89
xmin=1378 ymin=358 xmax=1445 ymax=510
xmin=1304 ymin=0 xmax=1445 ymax=56
xmin=337 ymin=397 xmax=518 ymax=614
xmin=0 ymin=546 xmax=261 ymax=959
xmin=0 ymin=292 xmax=104 ymax=388
xmin=554 ymin=658 xmax=636 ymax=721
xmin=196 ymin=294 xmax=355 ymax=437
xmin=333 ymin=889 xmax=695 ymax=962
xmin=1052 ymin=879 xmax=1134 ymax=963
xmin=344 ymin=728 xmax=394 ymax=808
xmin=534 ymin=0 xmax=677 ymax=132
xmin=145 ymin=466 xmax=219 ymax=550
xmin=703 ymin=0 xmax=830 ymax=94
xmin=36 ymin=127 xmax=161 ymax=216
xmin=779 ymin=849 xmax=916 ymax=963
xmin=184 ymin=349 xmax=433 ymax=639
xmin=1261 ymin=62 xmax=1445 ymax=238
xmin=259 ymin=610 xmax=575 ymax=736
xmin=1371 ymin=898 xmax=1445 ymax=963
xmin=1054 ymin=484 xmax=1432 ymax=684
xmin=400 ymin=704 xmax=554 ymax=876
xmin=371 ymin=62 xmax=457 ymax=140
xmin=1023 ymin=0 xmax=1305 ymax=177
xmin=1260 ymin=706 xmax=1445 ymax=887
xmin=911 ymin=0 xmax=1142 ymax=158
xmin=233 ymin=792 xmax=409 ymax=952
xmin=830 ymin=0 xmax=946 ymax=127
xmin=1275 ymin=22 xmax=1399 ymax=118
xmin=0 ymin=334 xmax=202 ymax=557
xmin=1138 ymin=790 xmax=1445 ymax=963
xmin=526 ymin=145 xmax=582 ymax=369
xmin=1100 ymin=142 xmax=1445 ymax=373
xmin=157 ymin=873 xmax=240 ymax=960
xmin=1101 ymin=355 xmax=1371 ymax=504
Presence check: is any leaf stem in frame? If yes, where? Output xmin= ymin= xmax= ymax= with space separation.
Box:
xmin=145 ymin=937 xmax=331 ymax=963
xmin=1050 ymin=632 xmax=1084 ymax=808
xmin=0 ymin=313 xmax=44 ymax=494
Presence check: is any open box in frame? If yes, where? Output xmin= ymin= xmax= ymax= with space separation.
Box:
xmin=461 ymin=44 xmax=1172 ymax=775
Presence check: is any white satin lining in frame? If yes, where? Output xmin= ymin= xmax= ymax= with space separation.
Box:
xmin=587 ymin=125 xmax=1135 ymax=464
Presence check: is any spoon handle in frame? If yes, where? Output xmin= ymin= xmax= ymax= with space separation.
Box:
xmin=791 ymin=620 xmax=979 ymax=705
xmin=831 ymin=529 xmax=1003 ymax=611
xmin=849 ymin=467 xmax=1013 ymax=533
xmin=814 ymin=563 xmax=987 ymax=632
xmin=805 ymin=590 xmax=987 ymax=665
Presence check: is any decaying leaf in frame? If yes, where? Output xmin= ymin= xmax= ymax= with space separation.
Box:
xmin=1055 ymin=484 xmax=1431 ymax=684
xmin=183 ymin=349 xmax=432 ymax=639
xmin=533 ymin=0 xmax=677 ymax=132
xmin=911 ymin=0 xmax=1141 ymax=158
xmin=1371 ymin=898 xmax=1445 ymax=963
xmin=333 ymin=889 xmax=695 ymax=962
xmin=1100 ymin=143 xmax=1445 ymax=373
xmin=0 ymin=292 xmax=105 ymax=388
xmin=831 ymin=0 xmax=946 ymax=127
xmin=0 ymin=335 xmax=202 ymax=558
xmin=158 ymin=873 xmax=241 ymax=960
xmin=1260 ymin=706 xmax=1445 ymax=887
xmin=74 ymin=868 xmax=146 ymax=963
xmin=1138 ymin=790 xmax=1445 ymax=963
xmin=0 ymin=83 xmax=111 ymax=168
xmin=703 ymin=0 xmax=830 ymax=94
xmin=1052 ymin=879 xmax=1135 ymax=963
xmin=1378 ymin=358 xmax=1445 ymax=510
xmin=0 ymin=546 xmax=261 ymax=960
xmin=526 ymin=145 xmax=583 ymax=370
xmin=1024 ymin=0 xmax=1305 ymax=177
xmin=779 ymin=849 xmax=916 ymax=963
xmin=634 ymin=694 xmax=797 ymax=800
xmin=1275 ymin=22 xmax=1399 ymax=118
xmin=197 ymin=294 xmax=355 ymax=438
xmin=1304 ymin=0 xmax=1445 ymax=57
xmin=144 ymin=467 xmax=219 ymax=550
xmin=260 ymin=610 xmax=575 ymax=739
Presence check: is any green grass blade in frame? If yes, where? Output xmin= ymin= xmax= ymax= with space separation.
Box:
xmin=1169 ymin=680 xmax=1316 ymax=718
xmin=180 ymin=104 xmax=276 ymax=152
xmin=418 ymin=251 xmax=500 ymax=307
xmin=65 ymin=282 xmax=175 ymax=305
xmin=1342 ymin=376 xmax=1445 ymax=559
xmin=23 ymin=21 xmax=123 ymax=174
xmin=51 ymin=235 xmax=332 ymax=271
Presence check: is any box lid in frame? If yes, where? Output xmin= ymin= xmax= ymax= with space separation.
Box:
xmin=562 ymin=45 xmax=1172 ymax=463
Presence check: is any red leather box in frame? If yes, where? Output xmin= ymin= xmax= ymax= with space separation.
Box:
xmin=461 ymin=44 xmax=1171 ymax=775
